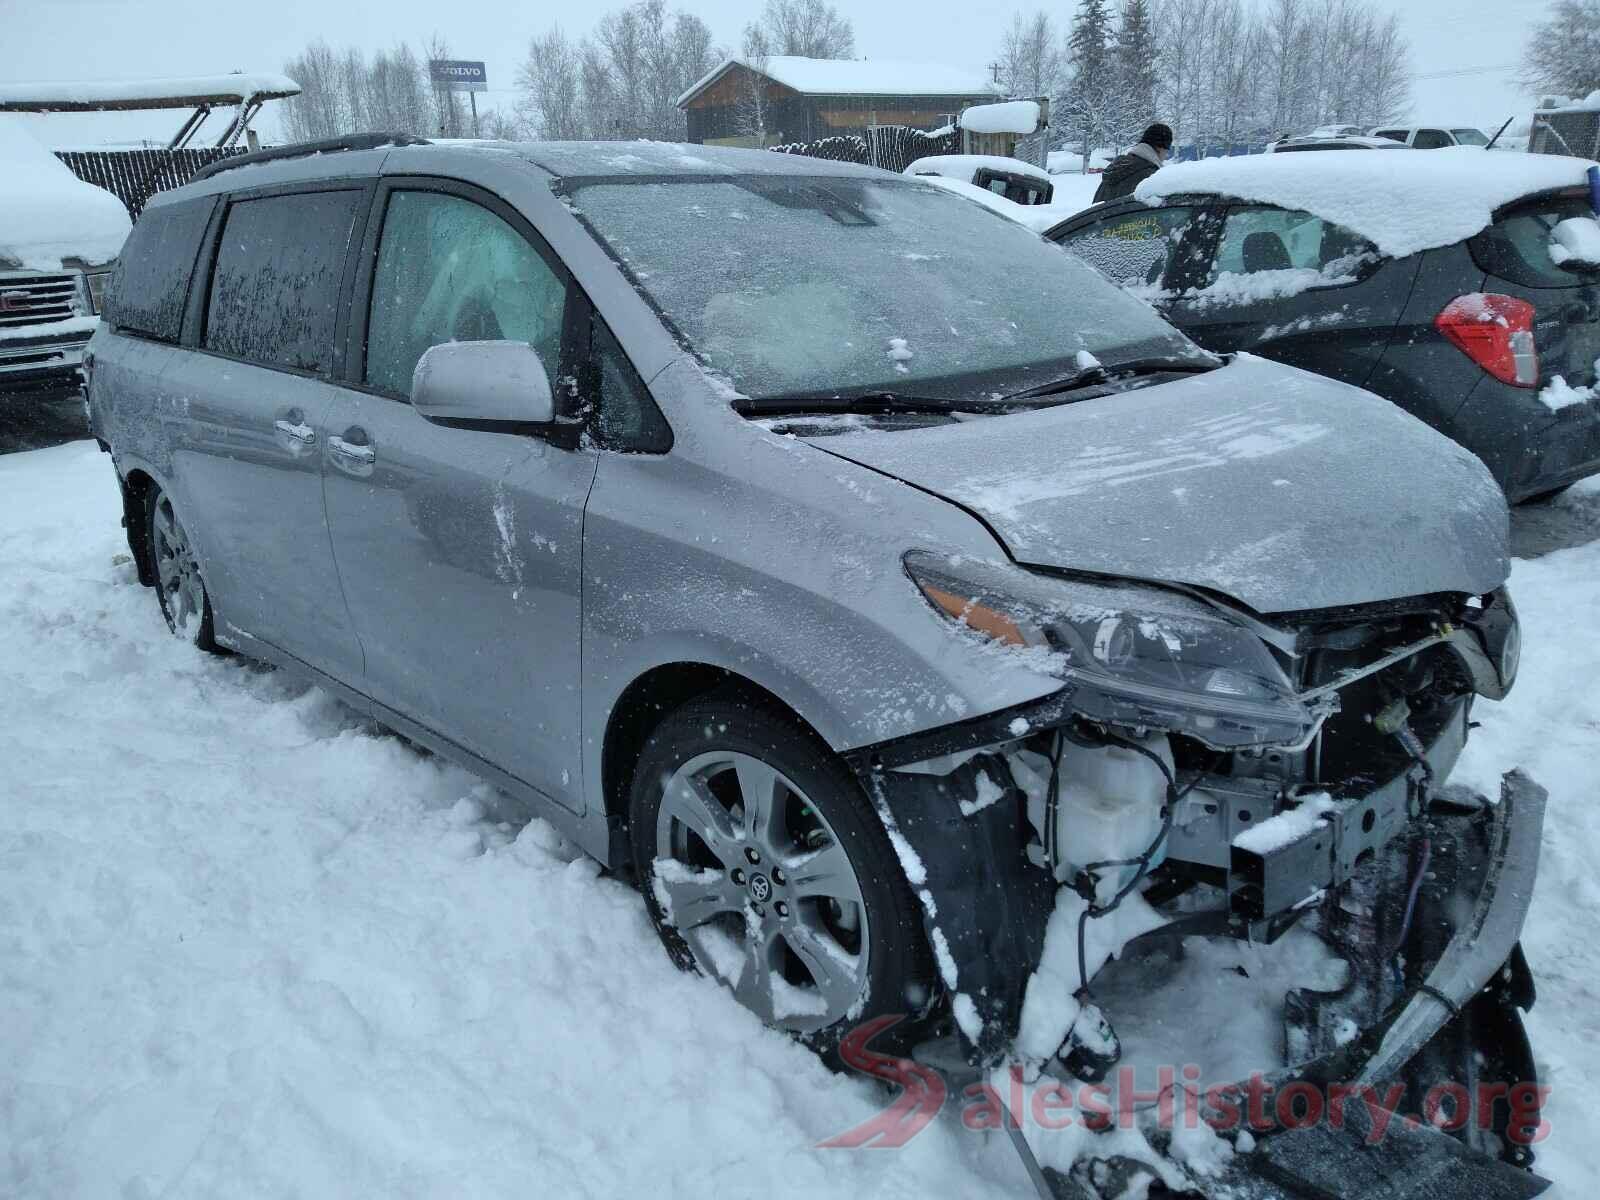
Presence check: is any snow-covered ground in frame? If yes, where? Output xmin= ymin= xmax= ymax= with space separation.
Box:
xmin=3 ymin=441 xmax=1598 ymax=1198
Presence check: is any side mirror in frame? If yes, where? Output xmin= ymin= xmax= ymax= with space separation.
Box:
xmin=411 ymin=340 xmax=556 ymax=430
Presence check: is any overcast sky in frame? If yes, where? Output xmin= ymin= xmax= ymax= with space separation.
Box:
xmin=0 ymin=0 xmax=1553 ymax=147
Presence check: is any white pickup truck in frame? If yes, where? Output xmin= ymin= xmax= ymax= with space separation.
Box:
xmin=1 ymin=116 xmax=130 ymax=402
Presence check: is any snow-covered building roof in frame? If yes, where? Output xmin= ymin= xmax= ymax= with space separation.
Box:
xmin=0 ymin=72 xmax=299 ymax=113
xmin=677 ymin=56 xmax=999 ymax=109
xmin=1137 ymin=147 xmax=1599 ymax=259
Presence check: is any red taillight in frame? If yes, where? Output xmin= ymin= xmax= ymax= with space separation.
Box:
xmin=1435 ymin=293 xmax=1539 ymax=388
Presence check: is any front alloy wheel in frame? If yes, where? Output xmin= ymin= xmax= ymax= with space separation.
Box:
xmin=630 ymin=689 xmax=933 ymax=1055
xmin=655 ymin=749 xmax=871 ymax=1032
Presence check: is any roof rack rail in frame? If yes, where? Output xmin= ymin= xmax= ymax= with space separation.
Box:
xmin=190 ymin=132 xmax=431 ymax=183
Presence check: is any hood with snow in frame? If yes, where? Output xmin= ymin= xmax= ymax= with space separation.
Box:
xmin=0 ymin=116 xmax=131 ymax=271
xmin=805 ymin=354 xmax=1509 ymax=614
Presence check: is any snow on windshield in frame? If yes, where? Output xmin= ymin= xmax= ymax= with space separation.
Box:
xmin=566 ymin=175 xmax=1193 ymax=401
xmin=1136 ymin=148 xmax=1597 ymax=259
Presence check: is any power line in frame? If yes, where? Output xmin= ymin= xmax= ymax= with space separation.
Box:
xmin=1413 ymin=63 xmax=1518 ymax=81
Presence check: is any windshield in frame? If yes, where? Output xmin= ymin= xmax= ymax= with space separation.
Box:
xmin=1451 ymin=128 xmax=1490 ymax=146
xmin=563 ymin=175 xmax=1199 ymax=402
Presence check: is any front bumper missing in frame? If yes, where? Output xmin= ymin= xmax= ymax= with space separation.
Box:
xmin=854 ymin=732 xmax=1549 ymax=1196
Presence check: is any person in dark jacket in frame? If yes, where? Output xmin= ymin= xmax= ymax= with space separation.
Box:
xmin=1091 ymin=123 xmax=1174 ymax=203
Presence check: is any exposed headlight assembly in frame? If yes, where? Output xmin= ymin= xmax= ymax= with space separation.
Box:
xmin=904 ymin=550 xmax=1317 ymax=749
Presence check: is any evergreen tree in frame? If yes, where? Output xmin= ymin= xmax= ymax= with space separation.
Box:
xmin=1062 ymin=0 xmax=1115 ymax=163
xmin=1116 ymin=0 xmax=1158 ymax=137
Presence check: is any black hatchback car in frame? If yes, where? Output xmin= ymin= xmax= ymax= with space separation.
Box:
xmin=1046 ymin=150 xmax=1600 ymax=502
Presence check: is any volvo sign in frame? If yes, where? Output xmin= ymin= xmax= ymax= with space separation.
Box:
xmin=428 ymin=60 xmax=487 ymax=93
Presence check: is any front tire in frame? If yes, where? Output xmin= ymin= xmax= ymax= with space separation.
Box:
xmin=628 ymin=688 xmax=934 ymax=1059
xmin=146 ymin=485 xmax=220 ymax=653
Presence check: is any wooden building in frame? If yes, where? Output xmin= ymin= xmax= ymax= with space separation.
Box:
xmin=677 ymin=56 xmax=1001 ymax=148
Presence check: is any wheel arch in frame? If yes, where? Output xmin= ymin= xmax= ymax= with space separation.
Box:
xmin=119 ymin=465 xmax=159 ymax=587
xmin=599 ymin=661 xmax=836 ymax=871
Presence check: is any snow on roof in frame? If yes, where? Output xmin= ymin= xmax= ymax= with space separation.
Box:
xmin=1272 ymin=135 xmax=1408 ymax=151
xmin=0 ymin=72 xmax=300 ymax=113
xmin=1137 ymin=147 xmax=1600 ymax=259
xmin=677 ymin=56 xmax=999 ymax=108
xmin=959 ymin=100 xmax=1041 ymax=135
xmin=0 ymin=116 xmax=131 ymax=270
xmin=1541 ymin=90 xmax=1600 ymax=114
xmin=910 ymin=172 xmax=1099 ymax=235
xmin=518 ymin=139 xmax=882 ymax=179
xmin=905 ymin=154 xmax=1050 ymax=185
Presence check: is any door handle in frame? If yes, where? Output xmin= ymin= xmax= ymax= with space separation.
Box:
xmin=328 ymin=435 xmax=375 ymax=464
xmin=274 ymin=418 xmax=317 ymax=444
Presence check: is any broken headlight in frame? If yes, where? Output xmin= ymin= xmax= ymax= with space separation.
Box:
xmin=905 ymin=551 xmax=1315 ymax=748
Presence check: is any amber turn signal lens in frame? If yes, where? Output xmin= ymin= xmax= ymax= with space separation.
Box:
xmin=920 ymin=582 xmax=1029 ymax=646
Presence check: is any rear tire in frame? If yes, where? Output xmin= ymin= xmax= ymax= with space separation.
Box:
xmin=145 ymin=485 xmax=221 ymax=653
xmin=628 ymin=686 xmax=934 ymax=1062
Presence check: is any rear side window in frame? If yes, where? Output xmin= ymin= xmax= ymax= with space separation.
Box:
xmin=1054 ymin=207 xmax=1200 ymax=293
xmin=1412 ymin=129 xmax=1451 ymax=149
xmin=1471 ymin=194 xmax=1600 ymax=287
xmin=105 ymin=198 xmax=213 ymax=342
xmin=1202 ymin=206 xmax=1377 ymax=294
xmin=204 ymin=190 xmax=362 ymax=373
xmin=1372 ymin=130 xmax=1406 ymax=142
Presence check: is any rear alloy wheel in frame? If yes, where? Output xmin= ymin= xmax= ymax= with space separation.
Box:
xmin=630 ymin=689 xmax=933 ymax=1055
xmin=147 ymin=486 xmax=220 ymax=652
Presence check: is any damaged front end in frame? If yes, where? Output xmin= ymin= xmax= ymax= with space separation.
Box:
xmin=848 ymin=561 xmax=1545 ymax=1195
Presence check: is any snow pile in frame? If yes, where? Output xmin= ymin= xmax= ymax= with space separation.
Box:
xmin=1539 ymin=362 xmax=1600 ymax=413
xmin=1548 ymin=215 xmax=1600 ymax=266
xmin=1452 ymin=475 xmax=1600 ymax=1198
xmin=959 ymin=100 xmax=1041 ymax=135
xmin=1136 ymin=148 xmax=1599 ymax=259
xmin=904 ymin=153 xmax=1049 ymax=186
xmin=0 ymin=443 xmax=1026 ymax=1199
xmin=0 ymin=115 xmax=131 ymax=270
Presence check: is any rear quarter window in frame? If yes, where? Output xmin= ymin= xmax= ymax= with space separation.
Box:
xmin=204 ymin=190 xmax=362 ymax=373
xmin=1470 ymin=194 xmax=1600 ymax=288
xmin=104 ymin=198 xmax=214 ymax=342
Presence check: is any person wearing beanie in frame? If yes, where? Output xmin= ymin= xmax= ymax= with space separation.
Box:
xmin=1091 ymin=122 xmax=1174 ymax=203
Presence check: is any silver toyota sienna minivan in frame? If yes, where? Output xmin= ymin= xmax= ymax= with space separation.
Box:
xmin=86 ymin=136 xmax=1547 ymax=1181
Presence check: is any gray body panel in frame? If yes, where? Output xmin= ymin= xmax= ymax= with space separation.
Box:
xmin=318 ymin=389 xmax=598 ymax=812
xmin=87 ymin=140 xmax=1511 ymax=868
xmin=806 ymin=353 xmax=1509 ymax=613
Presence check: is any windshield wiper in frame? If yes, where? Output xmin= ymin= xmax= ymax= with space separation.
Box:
xmin=1001 ymin=354 xmax=1219 ymax=402
xmin=734 ymin=391 xmax=981 ymax=416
